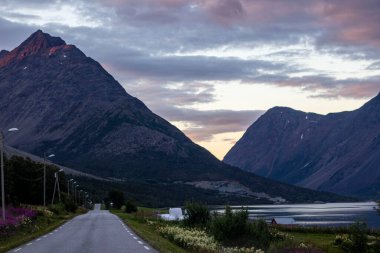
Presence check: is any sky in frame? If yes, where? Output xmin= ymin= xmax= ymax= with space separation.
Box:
xmin=1 ymin=0 xmax=380 ymax=159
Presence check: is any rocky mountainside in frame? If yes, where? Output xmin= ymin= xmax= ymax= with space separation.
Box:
xmin=224 ymin=96 xmax=380 ymax=198
xmin=0 ymin=30 xmax=352 ymax=204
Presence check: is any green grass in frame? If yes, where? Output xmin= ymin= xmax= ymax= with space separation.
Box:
xmin=0 ymin=210 xmax=85 ymax=253
xmin=112 ymin=209 xmax=187 ymax=253
xmin=289 ymin=232 xmax=344 ymax=253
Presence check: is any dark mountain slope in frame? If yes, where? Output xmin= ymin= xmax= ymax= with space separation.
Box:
xmin=0 ymin=30 xmax=351 ymax=203
xmin=224 ymin=95 xmax=380 ymax=198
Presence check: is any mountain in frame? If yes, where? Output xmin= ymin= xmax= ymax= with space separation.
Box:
xmin=0 ymin=30 xmax=352 ymax=205
xmin=224 ymin=95 xmax=380 ymax=198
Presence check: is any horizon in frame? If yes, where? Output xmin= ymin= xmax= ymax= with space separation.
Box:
xmin=1 ymin=1 xmax=379 ymax=159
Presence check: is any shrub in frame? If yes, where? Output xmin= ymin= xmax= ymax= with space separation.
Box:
xmin=0 ymin=207 xmax=38 ymax=237
xmin=334 ymin=222 xmax=368 ymax=253
xmin=209 ymin=206 xmax=249 ymax=241
xmin=50 ymin=203 xmax=66 ymax=214
xmin=64 ymin=198 xmax=77 ymax=212
xmin=183 ymin=200 xmax=210 ymax=227
xmin=208 ymin=206 xmax=272 ymax=250
xmin=247 ymin=219 xmax=272 ymax=249
xmin=159 ymin=225 xmax=219 ymax=252
xmin=370 ymin=237 xmax=380 ymax=253
xmin=124 ymin=200 xmax=138 ymax=213
xmin=221 ymin=246 xmax=264 ymax=253
xmin=349 ymin=222 xmax=368 ymax=253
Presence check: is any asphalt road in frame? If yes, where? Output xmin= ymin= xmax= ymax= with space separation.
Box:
xmin=9 ymin=204 xmax=158 ymax=253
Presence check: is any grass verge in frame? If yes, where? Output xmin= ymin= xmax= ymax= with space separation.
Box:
xmin=0 ymin=210 xmax=86 ymax=253
xmin=289 ymin=232 xmax=344 ymax=253
xmin=111 ymin=209 xmax=187 ymax=253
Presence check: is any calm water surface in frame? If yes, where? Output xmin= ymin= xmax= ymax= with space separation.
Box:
xmin=215 ymin=202 xmax=380 ymax=228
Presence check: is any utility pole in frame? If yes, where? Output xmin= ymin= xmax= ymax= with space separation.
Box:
xmin=43 ymin=153 xmax=46 ymax=207
xmin=43 ymin=153 xmax=55 ymax=207
xmin=51 ymin=172 xmax=57 ymax=205
xmin=0 ymin=131 xmax=5 ymax=220
xmin=67 ymin=179 xmax=73 ymax=197
xmin=1 ymin=128 xmax=19 ymax=220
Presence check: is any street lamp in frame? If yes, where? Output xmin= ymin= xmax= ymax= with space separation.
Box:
xmin=43 ymin=153 xmax=55 ymax=207
xmin=1 ymin=128 xmax=19 ymax=220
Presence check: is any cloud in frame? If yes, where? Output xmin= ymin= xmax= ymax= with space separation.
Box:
xmin=155 ymin=106 xmax=264 ymax=141
xmin=124 ymin=81 xmax=216 ymax=106
xmin=2 ymin=0 xmax=380 ymax=150
xmin=0 ymin=18 xmax=38 ymax=50
xmin=103 ymin=52 xmax=284 ymax=82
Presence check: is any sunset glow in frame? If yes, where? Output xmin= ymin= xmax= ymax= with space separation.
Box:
xmin=1 ymin=0 xmax=379 ymax=159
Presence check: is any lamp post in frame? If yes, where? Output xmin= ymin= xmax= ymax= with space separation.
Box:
xmin=1 ymin=128 xmax=19 ymax=220
xmin=43 ymin=153 xmax=55 ymax=207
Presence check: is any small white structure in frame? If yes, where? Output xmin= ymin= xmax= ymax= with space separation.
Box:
xmin=159 ymin=208 xmax=184 ymax=221
xmin=271 ymin=217 xmax=296 ymax=226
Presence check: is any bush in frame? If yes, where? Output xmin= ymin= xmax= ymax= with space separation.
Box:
xmin=208 ymin=206 xmax=272 ymax=250
xmin=247 ymin=219 xmax=272 ymax=249
xmin=370 ymin=238 xmax=380 ymax=253
xmin=64 ymin=198 xmax=77 ymax=212
xmin=49 ymin=203 xmax=66 ymax=215
xmin=158 ymin=224 xmax=264 ymax=253
xmin=209 ymin=206 xmax=249 ymax=241
xmin=183 ymin=200 xmax=210 ymax=227
xmin=125 ymin=200 xmax=138 ymax=213
xmin=334 ymin=222 xmax=368 ymax=253
xmin=349 ymin=222 xmax=368 ymax=253
xmin=159 ymin=225 xmax=219 ymax=252
xmin=0 ymin=207 xmax=38 ymax=237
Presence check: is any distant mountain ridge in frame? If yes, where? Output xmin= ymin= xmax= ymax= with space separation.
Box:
xmin=224 ymin=94 xmax=380 ymax=198
xmin=0 ymin=30 xmax=352 ymax=204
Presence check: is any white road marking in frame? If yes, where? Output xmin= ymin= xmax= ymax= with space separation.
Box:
xmin=133 ymin=236 xmax=138 ymax=240
xmin=27 ymin=242 xmax=33 ymax=246
xmin=137 ymin=241 xmax=143 ymax=244
xmin=43 ymin=235 xmax=47 ymax=238
xmin=36 ymin=238 xmax=41 ymax=241
xmin=14 ymin=248 xmax=22 ymax=252
xmin=144 ymin=246 xmax=150 ymax=250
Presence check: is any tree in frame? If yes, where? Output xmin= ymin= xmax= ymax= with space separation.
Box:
xmin=108 ymin=190 xmax=125 ymax=209
xmin=124 ymin=199 xmax=137 ymax=213
xmin=347 ymin=222 xmax=368 ymax=253
xmin=183 ymin=201 xmax=210 ymax=227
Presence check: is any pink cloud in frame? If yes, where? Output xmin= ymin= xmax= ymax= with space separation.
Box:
xmin=314 ymin=0 xmax=380 ymax=47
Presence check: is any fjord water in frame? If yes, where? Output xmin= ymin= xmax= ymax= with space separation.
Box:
xmin=223 ymin=202 xmax=380 ymax=228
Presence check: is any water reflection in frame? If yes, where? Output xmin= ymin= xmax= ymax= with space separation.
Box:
xmin=213 ymin=202 xmax=380 ymax=228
